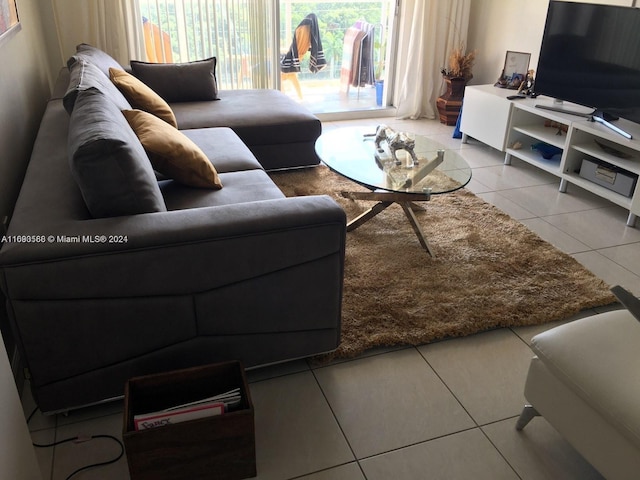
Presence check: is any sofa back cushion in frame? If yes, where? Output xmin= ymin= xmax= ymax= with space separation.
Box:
xmin=68 ymin=43 xmax=123 ymax=77
xmin=130 ymin=57 xmax=219 ymax=102
xmin=64 ymin=59 xmax=132 ymax=113
xmin=68 ymin=88 xmax=167 ymax=218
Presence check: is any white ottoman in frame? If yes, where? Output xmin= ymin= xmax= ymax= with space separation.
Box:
xmin=516 ymin=309 xmax=640 ymax=480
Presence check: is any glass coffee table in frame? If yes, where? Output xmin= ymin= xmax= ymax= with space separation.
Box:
xmin=315 ymin=126 xmax=472 ymax=257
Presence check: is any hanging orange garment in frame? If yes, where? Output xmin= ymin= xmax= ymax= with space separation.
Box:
xmin=143 ymin=18 xmax=173 ymax=63
xmin=295 ymin=25 xmax=312 ymax=61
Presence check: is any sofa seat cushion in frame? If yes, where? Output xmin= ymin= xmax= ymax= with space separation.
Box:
xmin=530 ymin=309 xmax=640 ymax=451
xmin=170 ymin=89 xmax=321 ymax=147
xmin=68 ymin=88 xmax=167 ymax=217
xmin=181 ymin=127 xmax=263 ymax=173
xmin=161 ymin=169 xmax=284 ymax=210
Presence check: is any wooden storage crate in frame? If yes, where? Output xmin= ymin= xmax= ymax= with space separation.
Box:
xmin=123 ymin=361 xmax=256 ymax=480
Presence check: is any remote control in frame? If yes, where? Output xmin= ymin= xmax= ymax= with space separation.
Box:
xmin=507 ymin=95 xmax=526 ymax=100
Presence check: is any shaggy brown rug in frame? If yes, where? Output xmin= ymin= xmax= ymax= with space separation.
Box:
xmin=269 ymin=165 xmax=616 ymax=360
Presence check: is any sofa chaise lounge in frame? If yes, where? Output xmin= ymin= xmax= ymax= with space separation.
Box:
xmin=517 ymin=306 xmax=640 ymax=479
xmin=0 ymin=45 xmax=346 ymax=414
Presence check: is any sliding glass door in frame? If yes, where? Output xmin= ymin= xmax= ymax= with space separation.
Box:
xmin=138 ymin=0 xmax=398 ymax=113
xmin=279 ymin=0 xmax=397 ymax=113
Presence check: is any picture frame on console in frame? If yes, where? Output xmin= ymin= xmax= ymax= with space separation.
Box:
xmin=494 ymin=51 xmax=531 ymax=90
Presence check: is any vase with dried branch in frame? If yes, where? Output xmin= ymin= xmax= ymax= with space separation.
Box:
xmin=437 ymin=43 xmax=476 ymax=125
xmin=441 ymin=43 xmax=476 ymax=81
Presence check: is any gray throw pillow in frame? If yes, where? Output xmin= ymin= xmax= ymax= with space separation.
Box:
xmin=130 ymin=57 xmax=218 ymax=102
xmin=68 ymin=88 xmax=167 ymax=218
xmin=64 ymin=58 xmax=132 ymax=113
xmin=68 ymin=43 xmax=123 ymax=77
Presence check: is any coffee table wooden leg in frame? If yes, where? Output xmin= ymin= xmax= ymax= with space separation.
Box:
xmin=400 ymin=202 xmax=435 ymax=257
xmin=347 ymin=201 xmax=392 ymax=231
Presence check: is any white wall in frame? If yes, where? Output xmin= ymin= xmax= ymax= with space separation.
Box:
xmin=0 ymin=0 xmax=58 ymax=226
xmin=0 ymin=2 xmax=59 ymax=476
xmin=467 ymin=0 xmax=549 ymax=86
xmin=466 ymin=0 xmax=635 ymax=87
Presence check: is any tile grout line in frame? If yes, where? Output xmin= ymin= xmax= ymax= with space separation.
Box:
xmin=414 ymin=345 xmax=526 ymax=478
xmin=308 ymin=367 xmax=370 ymax=480
xmin=477 ymin=421 xmax=526 ymax=480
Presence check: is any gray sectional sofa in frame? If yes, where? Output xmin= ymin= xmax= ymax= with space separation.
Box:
xmin=0 ymin=45 xmax=345 ymax=414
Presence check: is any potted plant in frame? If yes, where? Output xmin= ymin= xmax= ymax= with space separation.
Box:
xmin=437 ymin=43 xmax=476 ymax=125
xmin=441 ymin=43 xmax=475 ymax=96
xmin=441 ymin=43 xmax=475 ymax=81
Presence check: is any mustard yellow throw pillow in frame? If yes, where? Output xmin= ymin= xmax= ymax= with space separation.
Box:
xmin=110 ymin=68 xmax=178 ymax=128
xmin=123 ymin=109 xmax=222 ymax=189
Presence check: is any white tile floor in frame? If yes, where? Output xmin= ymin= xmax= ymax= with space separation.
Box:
xmin=25 ymin=117 xmax=640 ymax=480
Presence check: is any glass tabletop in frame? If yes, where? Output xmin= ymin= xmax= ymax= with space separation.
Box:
xmin=315 ymin=127 xmax=472 ymax=195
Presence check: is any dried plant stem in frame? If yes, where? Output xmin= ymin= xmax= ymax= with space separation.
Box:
xmin=445 ymin=43 xmax=476 ymax=80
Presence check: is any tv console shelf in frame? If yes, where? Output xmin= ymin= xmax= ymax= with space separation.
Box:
xmin=460 ymin=85 xmax=640 ymax=227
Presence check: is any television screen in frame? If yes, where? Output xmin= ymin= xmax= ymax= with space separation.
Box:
xmin=535 ymin=1 xmax=640 ymax=124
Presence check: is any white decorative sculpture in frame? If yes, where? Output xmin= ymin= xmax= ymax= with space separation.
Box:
xmin=373 ymin=124 xmax=419 ymax=166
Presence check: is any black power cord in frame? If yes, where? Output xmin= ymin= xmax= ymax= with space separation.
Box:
xmin=28 ymin=406 xmax=125 ymax=480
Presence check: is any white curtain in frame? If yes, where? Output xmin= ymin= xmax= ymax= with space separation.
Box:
xmin=52 ymin=0 xmax=146 ymax=65
xmin=137 ymin=0 xmax=276 ymax=89
xmin=246 ymin=1 xmax=277 ymax=89
xmin=394 ymin=0 xmax=470 ymax=119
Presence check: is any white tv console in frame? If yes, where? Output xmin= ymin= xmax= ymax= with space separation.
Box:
xmin=460 ymin=84 xmax=640 ymax=227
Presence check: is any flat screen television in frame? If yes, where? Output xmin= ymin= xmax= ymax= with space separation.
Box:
xmin=534 ymin=1 xmax=640 ymax=125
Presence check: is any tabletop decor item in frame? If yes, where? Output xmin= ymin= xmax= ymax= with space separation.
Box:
xmin=531 ymin=141 xmax=562 ymax=160
xmin=494 ymin=51 xmax=531 ymax=90
xmin=372 ymin=124 xmax=419 ymax=167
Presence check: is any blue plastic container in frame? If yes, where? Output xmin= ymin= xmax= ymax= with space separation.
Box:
xmin=375 ymin=80 xmax=384 ymax=106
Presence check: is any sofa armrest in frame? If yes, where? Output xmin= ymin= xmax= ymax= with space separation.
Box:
xmin=0 ymin=195 xmax=346 ymax=299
